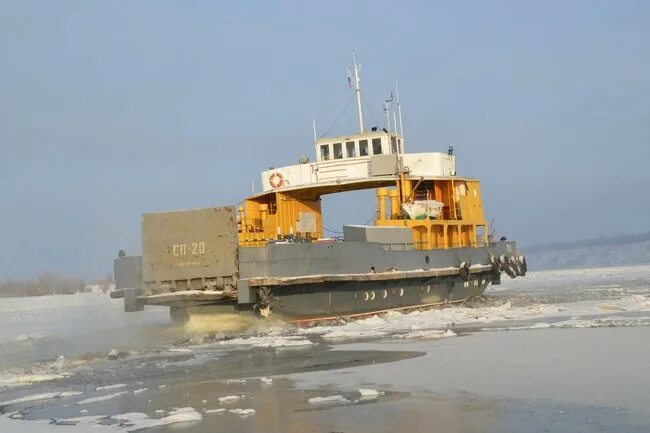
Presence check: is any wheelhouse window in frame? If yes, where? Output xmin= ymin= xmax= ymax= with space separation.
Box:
xmin=333 ymin=142 xmax=343 ymax=159
xmin=346 ymin=141 xmax=356 ymax=158
xmin=372 ymin=138 xmax=382 ymax=155
xmin=359 ymin=139 xmax=369 ymax=156
xmin=320 ymin=144 xmax=330 ymax=161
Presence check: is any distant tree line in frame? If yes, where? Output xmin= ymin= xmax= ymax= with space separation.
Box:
xmin=0 ymin=271 xmax=112 ymax=298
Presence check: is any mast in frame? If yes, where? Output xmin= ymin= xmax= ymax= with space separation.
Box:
xmin=396 ymin=81 xmax=404 ymax=139
xmin=352 ymin=53 xmax=364 ymax=133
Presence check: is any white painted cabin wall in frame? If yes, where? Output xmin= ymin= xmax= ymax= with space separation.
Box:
xmin=401 ymin=153 xmax=456 ymax=177
xmin=260 ymin=152 xmax=456 ymax=192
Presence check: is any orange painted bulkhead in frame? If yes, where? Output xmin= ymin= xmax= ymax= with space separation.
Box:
xmin=238 ymin=191 xmax=323 ymax=246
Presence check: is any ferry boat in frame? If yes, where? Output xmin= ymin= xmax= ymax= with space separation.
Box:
xmin=112 ymin=57 xmax=527 ymax=324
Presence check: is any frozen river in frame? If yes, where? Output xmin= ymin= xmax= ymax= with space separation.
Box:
xmin=1 ymin=264 xmax=650 ymax=432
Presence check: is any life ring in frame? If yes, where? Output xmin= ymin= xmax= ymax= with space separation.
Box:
xmin=269 ymin=172 xmax=284 ymax=188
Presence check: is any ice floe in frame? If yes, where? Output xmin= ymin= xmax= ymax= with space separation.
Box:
xmin=110 ymin=407 xmax=202 ymax=430
xmin=76 ymin=391 xmax=128 ymax=405
xmin=228 ymin=408 xmax=256 ymax=416
xmin=358 ymin=388 xmax=382 ymax=397
xmin=95 ymin=383 xmax=127 ymax=391
xmin=0 ymin=373 xmax=66 ymax=388
xmin=204 ymin=408 xmax=226 ymax=414
xmin=308 ymin=395 xmax=351 ymax=404
xmin=218 ymin=394 xmax=242 ymax=403
xmin=225 ymin=379 xmax=246 ymax=384
xmin=0 ymin=390 xmax=82 ymax=406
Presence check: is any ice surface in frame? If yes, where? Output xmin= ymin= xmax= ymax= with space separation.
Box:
xmin=219 ymin=335 xmax=313 ymax=348
xmin=260 ymin=376 xmax=273 ymax=384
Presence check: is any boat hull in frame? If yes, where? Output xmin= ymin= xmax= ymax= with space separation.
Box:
xmin=116 ymin=240 xmax=523 ymax=324
xmin=265 ymin=270 xmax=492 ymax=323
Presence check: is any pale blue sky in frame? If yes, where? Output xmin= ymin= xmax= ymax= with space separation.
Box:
xmin=1 ymin=1 xmax=649 ymax=278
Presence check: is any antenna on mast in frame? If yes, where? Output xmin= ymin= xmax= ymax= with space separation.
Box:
xmin=352 ymin=52 xmax=364 ymax=133
xmin=312 ymin=118 xmax=317 ymax=143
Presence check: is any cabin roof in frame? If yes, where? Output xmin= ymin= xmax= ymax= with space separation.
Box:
xmin=315 ymin=130 xmax=401 ymax=145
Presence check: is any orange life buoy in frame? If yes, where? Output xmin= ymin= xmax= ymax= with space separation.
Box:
xmin=269 ymin=172 xmax=284 ymax=188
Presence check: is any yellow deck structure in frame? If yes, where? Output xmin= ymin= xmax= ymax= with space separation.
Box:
xmin=237 ymin=174 xmax=487 ymax=250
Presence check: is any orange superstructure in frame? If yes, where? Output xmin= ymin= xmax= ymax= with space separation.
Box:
xmin=237 ymin=174 xmax=487 ymax=250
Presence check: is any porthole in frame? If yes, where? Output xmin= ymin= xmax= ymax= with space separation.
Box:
xmin=426 ymin=285 xmax=431 ymax=294
xmin=425 ymin=255 xmax=430 ymax=264
xmin=382 ymin=290 xmax=388 ymax=299
xmin=363 ymin=292 xmax=370 ymax=301
xmin=399 ymin=288 xmax=404 ymax=297
xmin=370 ymin=291 xmax=376 ymax=301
